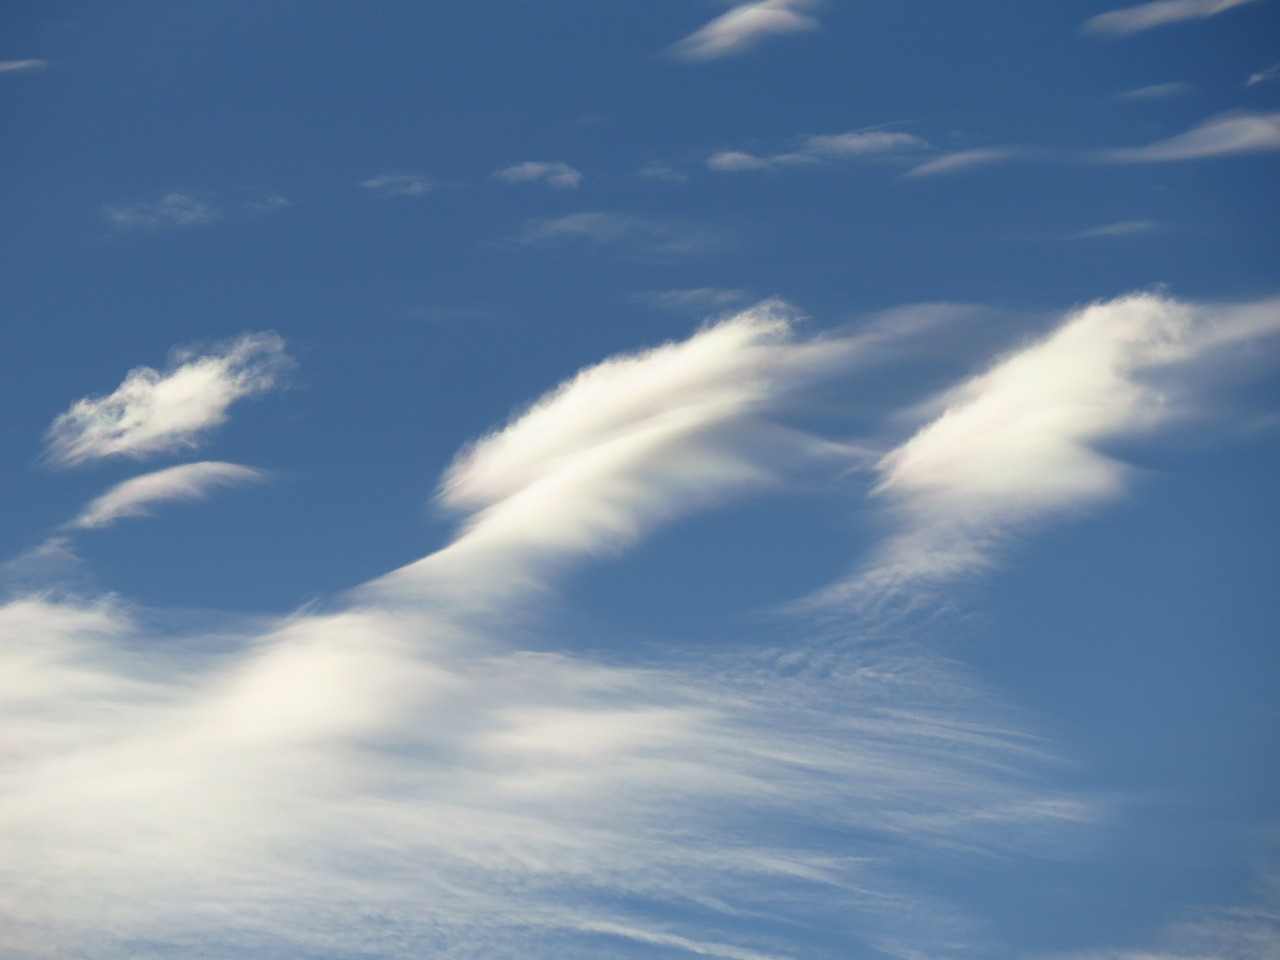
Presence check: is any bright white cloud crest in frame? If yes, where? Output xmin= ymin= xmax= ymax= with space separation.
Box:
xmin=69 ymin=461 xmax=266 ymax=529
xmin=1083 ymin=0 xmax=1264 ymax=35
xmin=44 ymin=333 xmax=289 ymax=467
xmin=671 ymin=0 xmax=821 ymax=61
xmin=5 ymin=296 xmax=1279 ymax=958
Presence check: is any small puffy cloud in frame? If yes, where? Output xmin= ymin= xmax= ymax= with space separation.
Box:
xmin=671 ymin=0 xmax=821 ymax=61
xmin=1083 ymin=0 xmax=1264 ymax=36
xmin=1114 ymin=81 xmax=1193 ymax=101
xmin=359 ymin=173 xmax=431 ymax=197
xmin=709 ymin=130 xmax=930 ymax=173
xmin=69 ymin=462 xmax=266 ymax=530
xmin=44 ymin=333 xmax=289 ymax=468
xmin=1247 ymin=62 xmax=1280 ymax=86
xmin=105 ymin=193 xmax=220 ymax=229
xmin=1101 ymin=111 xmax=1280 ymax=161
xmin=904 ymin=147 xmax=1023 ymax=177
xmin=494 ymin=161 xmax=582 ymax=189
xmin=0 ymin=59 xmax=46 ymax=73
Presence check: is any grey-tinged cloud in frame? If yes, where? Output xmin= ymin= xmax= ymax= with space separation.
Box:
xmin=0 ymin=59 xmax=47 ymax=73
xmin=68 ymin=462 xmax=267 ymax=530
xmin=1247 ymin=62 xmax=1280 ymax=86
xmin=519 ymin=211 xmax=722 ymax=258
xmin=360 ymin=172 xmax=432 ymax=197
xmin=1100 ymin=110 xmax=1280 ymax=161
xmin=1 ymin=305 xmax=1095 ymax=960
xmin=1114 ymin=81 xmax=1193 ymax=101
xmin=494 ymin=161 xmax=583 ymax=189
xmin=105 ymin=193 xmax=221 ymax=229
xmin=904 ymin=147 xmax=1027 ymax=178
xmin=44 ymin=333 xmax=289 ymax=468
xmin=708 ymin=130 xmax=931 ymax=173
xmin=670 ymin=0 xmax=821 ymax=61
xmin=1069 ymin=219 xmax=1160 ymax=239
xmin=823 ymin=292 xmax=1280 ymax=601
xmin=1082 ymin=0 xmax=1265 ymax=36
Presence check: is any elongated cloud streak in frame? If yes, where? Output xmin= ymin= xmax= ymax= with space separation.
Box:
xmin=671 ymin=0 xmax=821 ymax=61
xmin=1101 ymin=111 xmax=1280 ymax=161
xmin=0 ymin=59 xmax=47 ymax=73
xmin=495 ymin=161 xmax=582 ymax=188
xmin=69 ymin=461 xmax=266 ymax=529
xmin=1083 ymin=0 xmax=1264 ymax=36
xmin=44 ymin=333 xmax=289 ymax=467
xmin=708 ymin=130 xmax=930 ymax=173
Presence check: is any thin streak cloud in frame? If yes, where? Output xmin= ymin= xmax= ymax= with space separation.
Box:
xmin=44 ymin=333 xmax=290 ymax=467
xmin=671 ymin=0 xmax=822 ymax=61
xmin=1100 ymin=111 xmax=1280 ymax=161
xmin=1082 ymin=0 xmax=1265 ymax=36
xmin=0 ymin=59 xmax=47 ymax=73
xmin=68 ymin=462 xmax=267 ymax=529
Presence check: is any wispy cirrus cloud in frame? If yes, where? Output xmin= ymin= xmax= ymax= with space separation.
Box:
xmin=68 ymin=462 xmax=267 ymax=530
xmin=360 ymin=172 xmax=432 ymax=197
xmin=44 ymin=333 xmax=289 ymax=468
xmin=708 ymin=130 xmax=931 ymax=173
xmin=0 ymin=59 xmax=47 ymax=73
xmin=1099 ymin=110 xmax=1280 ymax=161
xmin=519 ymin=211 xmax=722 ymax=258
xmin=494 ymin=161 xmax=583 ymax=189
xmin=1114 ymin=81 xmax=1193 ymax=101
xmin=904 ymin=147 xmax=1029 ymax=178
xmin=1247 ymin=62 xmax=1280 ymax=85
xmin=671 ymin=0 xmax=822 ymax=61
xmin=1068 ymin=219 xmax=1160 ymax=239
xmin=1082 ymin=0 xmax=1265 ymax=36
xmin=641 ymin=287 xmax=747 ymax=311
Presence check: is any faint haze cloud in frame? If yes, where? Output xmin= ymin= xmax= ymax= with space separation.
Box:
xmin=519 ymin=211 xmax=723 ymax=258
xmin=1247 ymin=62 xmax=1280 ymax=85
xmin=360 ymin=172 xmax=432 ymax=197
xmin=641 ymin=288 xmax=747 ymax=311
xmin=671 ymin=0 xmax=822 ymax=61
xmin=44 ymin=333 xmax=290 ymax=468
xmin=639 ymin=160 xmax=690 ymax=182
xmin=1082 ymin=0 xmax=1265 ymax=36
xmin=1114 ymin=81 xmax=1193 ymax=101
xmin=0 ymin=59 xmax=47 ymax=73
xmin=105 ymin=193 xmax=221 ymax=229
xmin=494 ymin=161 xmax=582 ymax=189
xmin=1068 ymin=220 xmax=1160 ymax=239
xmin=68 ymin=462 xmax=267 ymax=530
xmin=904 ymin=147 xmax=1027 ymax=178
xmin=708 ymin=130 xmax=930 ymax=173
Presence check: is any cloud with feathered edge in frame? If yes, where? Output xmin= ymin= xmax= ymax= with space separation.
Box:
xmin=68 ymin=462 xmax=267 ymax=530
xmin=671 ymin=0 xmax=822 ymax=61
xmin=1083 ymin=0 xmax=1267 ymax=36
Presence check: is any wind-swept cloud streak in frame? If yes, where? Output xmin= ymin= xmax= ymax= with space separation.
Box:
xmin=827 ymin=292 xmax=1280 ymax=600
xmin=519 ymin=211 xmax=722 ymax=258
xmin=0 ymin=59 xmax=47 ymax=73
xmin=905 ymin=147 xmax=1029 ymax=178
xmin=1082 ymin=0 xmax=1265 ymax=36
xmin=0 ymin=304 xmax=1099 ymax=960
xmin=44 ymin=333 xmax=289 ymax=467
xmin=708 ymin=130 xmax=930 ymax=173
xmin=671 ymin=0 xmax=821 ymax=61
xmin=68 ymin=462 xmax=266 ymax=529
xmin=1100 ymin=111 xmax=1280 ymax=161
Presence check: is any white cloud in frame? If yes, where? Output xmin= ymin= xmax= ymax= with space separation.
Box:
xmin=69 ymin=462 xmax=266 ymax=530
xmin=1101 ymin=111 xmax=1280 ymax=161
xmin=670 ymin=0 xmax=822 ymax=61
xmin=827 ymin=292 xmax=1280 ymax=598
xmin=1114 ymin=81 xmax=1193 ymax=101
xmin=0 ymin=59 xmax=47 ymax=73
xmin=1083 ymin=0 xmax=1264 ymax=36
xmin=638 ymin=161 xmax=690 ymax=182
xmin=905 ymin=147 xmax=1024 ymax=177
xmin=520 ymin=211 xmax=721 ymax=257
xmin=360 ymin=172 xmax=432 ymax=197
xmin=708 ymin=130 xmax=930 ymax=173
xmin=1247 ymin=62 xmax=1280 ymax=85
xmin=1069 ymin=219 xmax=1160 ymax=238
xmin=44 ymin=333 xmax=289 ymax=467
xmin=495 ymin=161 xmax=583 ymax=189
xmin=104 ymin=193 xmax=220 ymax=229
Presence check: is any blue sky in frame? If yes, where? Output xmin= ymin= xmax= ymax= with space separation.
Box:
xmin=2 ymin=2 xmax=1279 ymax=958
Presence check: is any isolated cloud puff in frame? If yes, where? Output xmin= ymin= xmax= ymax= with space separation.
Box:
xmin=105 ymin=193 xmax=220 ymax=229
xmin=0 ymin=59 xmax=47 ymax=73
xmin=1083 ymin=0 xmax=1264 ymax=36
xmin=1101 ymin=111 xmax=1280 ymax=161
xmin=69 ymin=461 xmax=266 ymax=529
xmin=836 ymin=292 xmax=1280 ymax=596
xmin=44 ymin=333 xmax=289 ymax=467
xmin=671 ymin=0 xmax=821 ymax=61
xmin=360 ymin=172 xmax=432 ymax=197
xmin=495 ymin=161 xmax=583 ymax=188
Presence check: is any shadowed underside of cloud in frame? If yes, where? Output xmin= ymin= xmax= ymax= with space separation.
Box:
xmin=1100 ymin=111 xmax=1280 ymax=161
xmin=1082 ymin=0 xmax=1264 ymax=36
xmin=43 ymin=333 xmax=289 ymax=467
xmin=671 ymin=0 xmax=821 ymax=61
xmin=68 ymin=461 xmax=266 ymax=529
